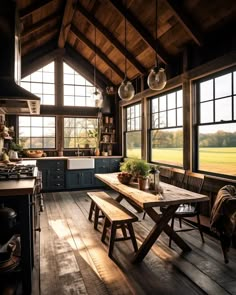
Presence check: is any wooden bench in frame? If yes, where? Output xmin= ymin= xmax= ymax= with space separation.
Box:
xmin=87 ymin=191 xmax=138 ymax=258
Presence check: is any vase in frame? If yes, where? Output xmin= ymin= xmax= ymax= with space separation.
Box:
xmin=95 ymin=148 xmax=100 ymax=156
xmin=138 ymin=177 xmax=148 ymax=191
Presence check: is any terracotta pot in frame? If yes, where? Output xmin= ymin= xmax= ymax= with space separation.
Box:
xmin=95 ymin=148 xmax=100 ymax=156
xmin=138 ymin=177 xmax=148 ymax=191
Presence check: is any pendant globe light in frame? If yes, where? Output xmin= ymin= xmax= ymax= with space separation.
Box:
xmin=93 ymin=26 xmax=103 ymax=108
xmin=147 ymin=0 xmax=167 ymax=91
xmin=118 ymin=1 xmax=135 ymax=101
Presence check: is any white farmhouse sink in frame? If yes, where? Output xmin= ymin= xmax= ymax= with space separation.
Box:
xmin=67 ymin=158 xmax=95 ymax=170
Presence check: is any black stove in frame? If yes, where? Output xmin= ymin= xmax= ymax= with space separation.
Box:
xmin=0 ymin=165 xmax=37 ymax=180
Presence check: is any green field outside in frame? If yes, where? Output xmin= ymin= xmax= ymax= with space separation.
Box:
xmin=127 ymin=147 xmax=236 ymax=176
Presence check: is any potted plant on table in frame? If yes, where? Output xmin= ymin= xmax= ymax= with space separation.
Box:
xmin=131 ymin=160 xmax=150 ymax=190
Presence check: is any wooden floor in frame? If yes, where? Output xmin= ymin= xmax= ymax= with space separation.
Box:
xmin=37 ymin=190 xmax=236 ymax=295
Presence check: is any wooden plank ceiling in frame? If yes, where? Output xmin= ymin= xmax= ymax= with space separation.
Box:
xmin=16 ymin=0 xmax=236 ymax=90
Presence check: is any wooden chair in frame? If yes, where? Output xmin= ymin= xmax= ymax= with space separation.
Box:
xmin=171 ymin=168 xmax=186 ymax=188
xmin=166 ymin=171 xmax=205 ymax=247
xmin=159 ymin=166 xmax=173 ymax=184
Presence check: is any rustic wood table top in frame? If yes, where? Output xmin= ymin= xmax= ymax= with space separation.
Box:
xmin=95 ymin=173 xmax=209 ymax=209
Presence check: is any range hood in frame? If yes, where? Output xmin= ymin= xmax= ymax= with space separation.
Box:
xmin=0 ymin=0 xmax=40 ymax=115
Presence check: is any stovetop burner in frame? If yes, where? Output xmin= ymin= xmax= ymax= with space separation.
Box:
xmin=0 ymin=165 xmax=37 ymax=180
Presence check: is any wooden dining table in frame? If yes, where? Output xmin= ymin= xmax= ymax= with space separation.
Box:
xmin=95 ymin=173 xmax=209 ymax=263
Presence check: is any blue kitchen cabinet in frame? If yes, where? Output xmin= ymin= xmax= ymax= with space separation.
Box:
xmin=66 ymin=169 xmax=94 ymax=189
xmin=37 ymin=160 xmax=66 ymax=191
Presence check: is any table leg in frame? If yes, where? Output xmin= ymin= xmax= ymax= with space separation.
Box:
xmin=116 ymin=193 xmax=143 ymax=213
xmin=132 ymin=205 xmax=191 ymax=263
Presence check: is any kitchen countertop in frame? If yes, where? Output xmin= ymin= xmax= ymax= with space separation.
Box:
xmin=0 ymin=159 xmax=37 ymax=196
xmin=20 ymin=156 xmax=123 ymax=160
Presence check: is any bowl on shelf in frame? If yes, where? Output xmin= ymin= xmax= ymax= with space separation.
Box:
xmin=25 ymin=150 xmax=43 ymax=158
xmin=117 ymin=172 xmax=132 ymax=184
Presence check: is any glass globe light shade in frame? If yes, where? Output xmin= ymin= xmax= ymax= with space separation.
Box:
xmin=147 ymin=67 xmax=167 ymax=91
xmin=118 ymin=79 xmax=135 ymax=100
xmin=94 ymin=89 xmax=103 ymax=108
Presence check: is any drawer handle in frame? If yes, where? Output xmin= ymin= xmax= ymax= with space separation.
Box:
xmin=56 ymin=184 xmax=61 ymax=186
xmin=56 ymin=168 xmax=61 ymax=171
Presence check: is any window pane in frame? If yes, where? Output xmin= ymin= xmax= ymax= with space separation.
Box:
xmin=126 ymin=131 xmax=141 ymax=159
xmin=177 ymin=90 xmax=183 ymax=107
xmin=215 ymin=97 xmax=232 ymax=122
xmin=152 ymin=113 xmax=159 ymax=128
xmin=64 ymin=85 xmax=74 ymax=95
xmin=177 ymin=108 xmax=183 ymax=126
xmin=31 ymin=72 xmax=42 ymax=82
xmin=167 ymin=110 xmax=176 ymax=127
xmin=19 ymin=127 xmax=30 ymax=137
xmin=43 ymin=62 xmax=54 ymax=72
xmin=200 ymin=79 xmax=213 ymax=102
xmin=44 ymin=138 xmax=55 ymax=148
xmin=152 ymin=98 xmax=158 ymax=112
xmin=31 ymin=138 xmax=43 ymax=148
xmin=167 ymin=93 xmax=175 ymax=109
xmin=198 ymin=123 xmax=236 ymax=176
xmin=31 ymin=83 xmax=42 ymax=94
xmin=200 ymin=101 xmax=213 ymax=123
xmin=19 ymin=116 xmax=30 ymax=126
xmin=42 ymin=94 xmax=54 ymax=105
xmin=159 ymin=95 xmax=166 ymax=111
xmin=43 ymin=73 xmax=54 ymax=83
xmin=64 ymin=74 xmax=74 ymax=84
xmin=31 ymin=117 xmax=43 ymax=126
xmin=215 ymin=73 xmax=231 ymax=98
xmin=151 ymin=128 xmax=183 ymax=166
xmin=43 ymin=84 xmax=54 ymax=94
xmin=159 ymin=112 xmax=166 ymax=128
xmin=64 ymin=96 xmax=74 ymax=106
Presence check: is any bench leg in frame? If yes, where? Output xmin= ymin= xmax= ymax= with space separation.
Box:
xmin=88 ymin=200 xmax=95 ymax=221
xmin=127 ymin=223 xmax=138 ymax=252
xmin=101 ymin=217 xmax=110 ymax=243
xmin=109 ymin=223 xmax=117 ymax=258
xmin=94 ymin=205 xmax=100 ymax=230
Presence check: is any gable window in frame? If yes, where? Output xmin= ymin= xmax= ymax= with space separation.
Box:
xmin=64 ymin=117 xmax=98 ymax=148
xmin=18 ymin=116 xmax=56 ymax=149
xmin=21 ymin=62 xmax=55 ymax=105
xmin=195 ymin=68 xmax=236 ymax=177
xmin=63 ymin=63 xmax=96 ymax=107
xmin=125 ymin=103 xmax=142 ymax=159
xmin=150 ymin=89 xmax=183 ymax=167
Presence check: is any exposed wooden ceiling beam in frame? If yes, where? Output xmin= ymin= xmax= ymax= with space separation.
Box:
xmin=21 ymin=23 xmax=58 ymax=47
xmin=21 ymin=13 xmax=61 ymax=38
xmin=163 ymin=0 xmax=203 ymax=46
xmin=19 ymin=0 xmax=54 ymax=19
xmin=71 ymin=25 xmax=124 ymax=79
xmin=109 ymin=0 xmax=170 ymax=65
xmin=76 ymin=2 xmax=145 ymax=74
xmin=58 ymin=0 xmax=77 ymax=48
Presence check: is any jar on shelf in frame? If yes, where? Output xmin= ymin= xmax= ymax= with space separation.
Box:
xmin=109 ymin=117 xmax=113 ymax=124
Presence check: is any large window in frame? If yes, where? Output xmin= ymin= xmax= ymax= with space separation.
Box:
xmin=125 ymin=103 xmax=142 ymax=159
xmin=196 ymin=68 xmax=236 ymax=177
xmin=18 ymin=116 xmax=56 ymax=148
xmin=64 ymin=117 xmax=98 ymax=148
xmin=150 ymin=89 xmax=183 ymax=166
xmin=21 ymin=62 xmax=55 ymax=105
xmin=63 ymin=63 xmax=97 ymax=107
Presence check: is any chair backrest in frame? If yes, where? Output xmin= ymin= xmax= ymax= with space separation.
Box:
xmin=171 ymin=168 xmax=186 ymax=188
xmin=185 ymin=171 xmax=205 ymax=193
xmin=159 ymin=166 xmax=172 ymax=184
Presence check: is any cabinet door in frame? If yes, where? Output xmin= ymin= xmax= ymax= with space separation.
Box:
xmin=95 ymin=159 xmax=110 ymax=186
xmin=80 ymin=170 xmax=94 ymax=188
xmin=66 ymin=170 xmax=94 ymax=189
xmin=109 ymin=158 xmax=121 ymax=172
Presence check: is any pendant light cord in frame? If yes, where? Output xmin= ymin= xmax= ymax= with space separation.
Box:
xmin=155 ymin=0 xmax=158 ymax=68
xmin=94 ymin=26 xmax=97 ymax=89
xmin=124 ymin=0 xmax=127 ymax=79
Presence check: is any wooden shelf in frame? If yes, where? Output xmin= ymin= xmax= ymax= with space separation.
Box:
xmin=100 ymin=142 xmax=117 ymax=144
